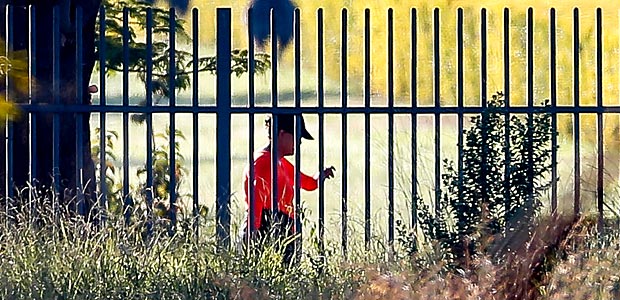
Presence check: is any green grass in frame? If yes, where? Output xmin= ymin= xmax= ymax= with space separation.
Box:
xmin=2 ymin=197 xmax=620 ymax=299
xmin=0 ymin=209 xmax=355 ymax=299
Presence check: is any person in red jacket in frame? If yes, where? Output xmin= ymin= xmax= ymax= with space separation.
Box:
xmin=242 ymin=113 xmax=335 ymax=263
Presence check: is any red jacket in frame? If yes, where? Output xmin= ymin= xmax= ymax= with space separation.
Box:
xmin=243 ymin=150 xmax=318 ymax=231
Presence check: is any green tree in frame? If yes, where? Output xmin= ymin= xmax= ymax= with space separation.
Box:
xmin=99 ymin=0 xmax=270 ymax=102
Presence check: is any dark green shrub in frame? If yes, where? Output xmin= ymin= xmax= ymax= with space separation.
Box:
xmin=415 ymin=92 xmax=557 ymax=269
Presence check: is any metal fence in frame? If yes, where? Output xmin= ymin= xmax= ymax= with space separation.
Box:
xmin=3 ymin=5 xmax=615 ymax=254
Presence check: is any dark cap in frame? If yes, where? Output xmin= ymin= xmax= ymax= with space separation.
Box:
xmin=269 ymin=113 xmax=314 ymax=140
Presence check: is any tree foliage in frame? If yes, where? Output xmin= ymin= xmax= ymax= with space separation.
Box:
xmin=97 ymin=0 xmax=271 ymax=100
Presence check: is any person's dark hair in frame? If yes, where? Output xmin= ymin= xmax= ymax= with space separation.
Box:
xmin=264 ymin=114 xmax=314 ymax=140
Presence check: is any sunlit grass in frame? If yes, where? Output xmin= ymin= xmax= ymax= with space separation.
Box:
xmin=1 ymin=195 xmax=619 ymax=299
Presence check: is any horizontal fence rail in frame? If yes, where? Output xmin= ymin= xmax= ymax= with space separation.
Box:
xmin=2 ymin=5 xmax=618 ymax=255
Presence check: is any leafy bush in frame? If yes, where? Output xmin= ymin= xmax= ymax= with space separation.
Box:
xmin=90 ymin=126 xmax=206 ymax=237
xmin=91 ymin=128 xmax=124 ymax=214
xmin=415 ymin=92 xmax=557 ymax=269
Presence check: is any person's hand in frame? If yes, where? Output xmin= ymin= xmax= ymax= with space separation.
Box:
xmin=314 ymin=166 xmax=336 ymax=182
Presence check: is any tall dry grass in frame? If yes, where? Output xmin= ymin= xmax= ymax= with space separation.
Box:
xmin=1 ymin=186 xmax=619 ymax=299
xmin=353 ymin=214 xmax=619 ymax=300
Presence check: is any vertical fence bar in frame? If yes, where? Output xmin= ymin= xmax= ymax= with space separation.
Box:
xmin=270 ymin=8 xmax=279 ymax=221
xmin=433 ymin=8 xmax=441 ymax=215
xmin=122 ymin=7 xmax=131 ymax=225
xmin=317 ymin=8 xmax=325 ymax=254
xmin=527 ymin=8 xmax=534 ymax=210
xmin=145 ymin=7 xmax=154 ymax=236
xmin=28 ymin=5 xmax=37 ymax=222
xmin=192 ymin=7 xmax=199 ymax=237
xmin=596 ymin=8 xmax=603 ymax=232
xmin=75 ymin=6 xmax=85 ymax=216
xmin=293 ymin=7 xmax=302 ymax=257
xmin=457 ymin=8 xmax=464 ymax=212
xmin=5 ymin=5 xmax=13 ymax=213
xmin=387 ymin=8 xmax=395 ymax=246
xmin=411 ymin=8 xmax=418 ymax=230
xmin=294 ymin=109 xmax=302 ymax=256
xmin=216 ymin=8 xmax=232 ymax=246
xmin=168 ymin=8 xmax=177 ymax=231
xmin=340 ymin=7 xmax=348 ymax=257
xmin=573 ymin=8 xmax=581 ymax=216
xmin=504 ymin=8 xmax=511 ymax=225
xmin=52 ymin=5 xmax=61 ymax=221
xmin=98 ymin=5 xmax=107 ymax=224
xmin=315 ymin=11 xmax=326 ymax=256
xmin=168 ymin=8 xmax=177 ymax=233
xmin=481 ymin=8 xmax=488 ymax=205
xmin=364 ymin=8 xmax=371 ymax=250
xmin=247 ymin=7 xmax=256 ymax=239
xmin=550 ymin=8 xmax=558 ymax=213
